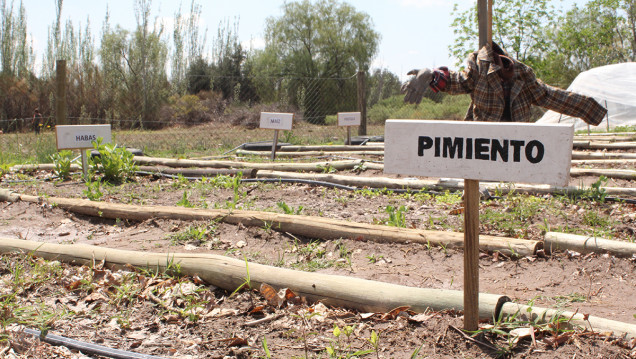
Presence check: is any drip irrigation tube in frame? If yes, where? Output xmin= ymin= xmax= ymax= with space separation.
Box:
xmin=23 ymin=328 xmax=167 ymax=359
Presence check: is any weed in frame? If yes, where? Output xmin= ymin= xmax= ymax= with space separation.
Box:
xmin=176 ymin=190 xmax=194 ymax=208
xmin=231 ymin=255 xmax=252 ymax=297
xmin=326 ymin=324 xmax=374 ymax=358
xmin=277 ymin=201 xmax=304 ymax=215
xmin=83 ymin=179 xmax=103 ymax=201
xmin=167 ymin=223 xmax=218 ymax=245
xmin=384 ymin=205 xmax=407 ymax=227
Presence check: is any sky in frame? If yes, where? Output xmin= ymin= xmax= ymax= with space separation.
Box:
xmin=20 ymin=0 xmax=582 ymax=80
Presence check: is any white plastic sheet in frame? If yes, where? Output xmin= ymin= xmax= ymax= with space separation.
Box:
xmin=537 ymin=63 xmax=636 ymax=130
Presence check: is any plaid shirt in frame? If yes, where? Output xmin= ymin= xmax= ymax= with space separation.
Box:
xmin=443 ymin=44 xmax=606 ymax=125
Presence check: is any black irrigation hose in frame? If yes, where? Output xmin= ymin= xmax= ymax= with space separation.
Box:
xmin=23 ymin=328 xmax=168 ymax=359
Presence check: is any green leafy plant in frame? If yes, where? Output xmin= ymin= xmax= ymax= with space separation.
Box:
xmin=49 ymin=150 xmax=75 ymax=180
xmin=277 ymin=201 xmax=303 ymax=215
xmin=176 ymin=191 xmax=194 ymax=208
xmin=326 ymin=324 xmax=373 ymax=358
xmin=88 ymin=138 xmax=137 ymax=183
xmin=582 ymin=175 xmax=608 ymax=202
xmin=83 ymin=179 xmax=103 ymax=201
xmin=384 ymin=205 xmax=407 ymax=227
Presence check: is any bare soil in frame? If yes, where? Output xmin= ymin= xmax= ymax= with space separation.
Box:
xmin=0 ymin=162 xmax=635 ymax=358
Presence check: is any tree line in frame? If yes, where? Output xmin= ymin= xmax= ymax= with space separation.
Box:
xmin=0 ymin=0 xmax=633 ymax=133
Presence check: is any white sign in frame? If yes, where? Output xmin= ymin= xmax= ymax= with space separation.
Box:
xmin=337 ymin=112 xmax=361 ymax=127
xmin=384 ymin=120 xmax=574 ymax=186
xmin=55 ymin=124 xmax=112 ymax=150
xmin=260 ymin=112 xmax=294 ymax=130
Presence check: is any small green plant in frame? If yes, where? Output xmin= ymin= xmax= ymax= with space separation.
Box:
xmin=261 ymin=337 xmax=272 ymax=359
xmin=176 ymin=191 xmax=194 ymax=208
xmin=167 ymin=223 xmax=217 ymax=245
xmin=581 ymin=175 xmax=608 ymax=202
xmin=277 ymin=201 xmax=303 ymax=215
xmin=384 ymin=205 xmax=407 ymax=227
xmin=88 ymin=138 xmax=138 ymax=183
xmin=231 ymin=255 xmax=251 ymax=297
xmin=83 ymin=179 xmax=103 ymax=201
xmin=50 ymin=150 xmax=75 ymax=180
xmin=326 ymin=324 xmax=373 ymax=358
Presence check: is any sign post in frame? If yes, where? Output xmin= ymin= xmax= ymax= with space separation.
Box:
xmin=55 ymin=124 xmax=112 ymax=180
xmin=384 ymin=120 xmax=574 ymax=330
xmin=338 ymin=112 xmax=361 ymax=145
xmin=259 ymin=112 xmax=294 ymax=161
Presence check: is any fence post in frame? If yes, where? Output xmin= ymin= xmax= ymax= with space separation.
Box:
xmin=357 ymin=70 xmax=367 ymax=136
xmin=56 ymin=60 xmax=67 ymax=126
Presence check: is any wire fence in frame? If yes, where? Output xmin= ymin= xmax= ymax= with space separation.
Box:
xmin=1 ymin=72 xmax=402 ymax=162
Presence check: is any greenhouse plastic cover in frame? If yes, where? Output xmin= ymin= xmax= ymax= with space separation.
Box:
xmin=537 ymin=62 xmax=636 ymax=130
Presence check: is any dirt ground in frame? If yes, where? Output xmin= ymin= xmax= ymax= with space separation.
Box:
xmin=0 ymin=159 xmax=635 ymax=358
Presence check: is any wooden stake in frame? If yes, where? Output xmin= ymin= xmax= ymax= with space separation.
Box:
xmin=270 ymin=129 xmax=279 ymax=161
xmin=463 ymin=179 xmax=480 ymax=331
xmin=464 ymin=0 xmax=491 ymax=332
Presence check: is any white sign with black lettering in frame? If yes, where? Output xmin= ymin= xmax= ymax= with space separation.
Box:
xmin=260 ymin=112 xmax=294 ymax=130
xmin=337 ymin=112 xmax=361 ymax=127
xmin=384 ymin=120 xmax=574 ymax=186
xmin=55 ymin=124 xmax=112 ymax=150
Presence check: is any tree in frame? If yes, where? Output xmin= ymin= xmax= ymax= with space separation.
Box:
xmin=259 ymin=0 xmax=379 ymax=124
xmin=99 ymin=0 xmax=168 ymax=128
xmin=449 ymin=0 xmax=557 ymax=67
xmin=367 ymin=68 xmax=401 ymax=107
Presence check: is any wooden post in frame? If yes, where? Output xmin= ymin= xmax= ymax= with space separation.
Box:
xmin=270 ymin=130 xmax=280 ymax=161
xmin=463 ymin=178 xmax=480 ymax=331
xmin=357 ymin=71 xmax=367 ymax=136
xmin=346 ymin=127 xmax=351 ymax=145
xmin=56 ymin=60 xmax=67 ymax=126
xmin=462 ymin=0 xmax=492 ymax=332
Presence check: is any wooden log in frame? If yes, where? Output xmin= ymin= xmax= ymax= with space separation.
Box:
xmin=572 ymin=151 xmax=636 ymax=160
xmin=574 ymin=135 xmax=636 ymax=142
xmin=500 ymin=302 xmax=636 ymax=340
xmin=236 ymin=150 xmax=385 ymax=157
xmin=0 ymin=190 xmax=540 ymax=256
xmin=570 ymin=168 xmax=636 ymax=180
xmin=0 ymin=238 xmax=509 ymax=319
xmin=134 ymin=156 xmax=364 ymax=172
xmin=137 ymin=166 xmax=257 ymax=178
xmin=256 ymin=170 xmax=448 ymax=190
xmin=572 ymin=159 xmax=636 ymax=165
xmin=257 ymin=171 xmax=636 ymax=198
xmin=11 ymin=164 xmax=82 ymax=172
xmin=573 ymin=141 xmax=636 ymax=150
xmin=277 ymin=145 xmax=384 ymax=152
xmin=544 ymin=232 xmax=636 ymax=258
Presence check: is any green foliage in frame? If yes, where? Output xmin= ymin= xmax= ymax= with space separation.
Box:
xmin=167 ymin=223 xmax=218 ymax=245
xmin=581 ymin=175 xmax=608 ymax=202
xmin=176 ymin=190 xmax=194 ymax=208
xmin=384 ymin=205 xmax=407 ymax=228
xmin=50 ymin=150 xmax=75 ymax=180
xmin=277 ymin=201 xmax=304 ymax=215
xmin=88 ymin=138 xmax=138 ymax=184
xmin=450 ymin=0 xmax=557 ymax=67
xmin=83 ymin=179 xmax=103 ymax=201
xmin=258 ymin=0 xmax=379 ymax=124
xmin=367 ymin=94 xmax=471 ymax=124
xmin=326 ymin=324 xmax=374 ymax=358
